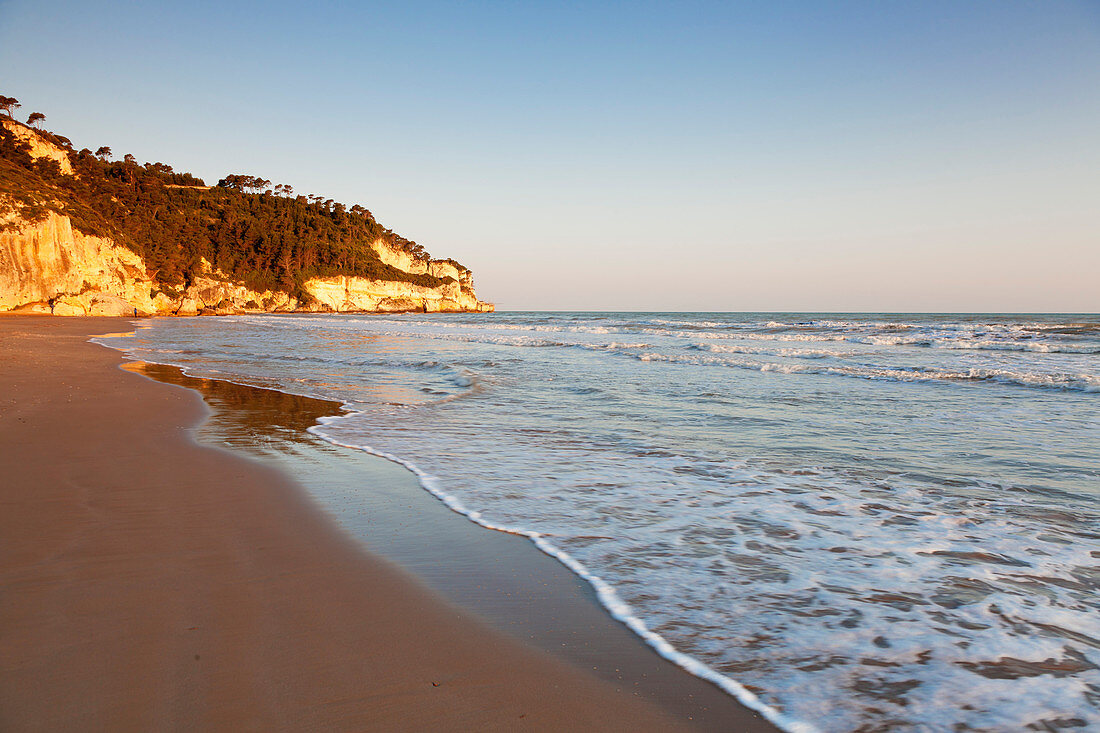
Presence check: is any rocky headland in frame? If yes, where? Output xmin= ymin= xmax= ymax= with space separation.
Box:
xmin=0 ymin=117 xmax=493 ymax=316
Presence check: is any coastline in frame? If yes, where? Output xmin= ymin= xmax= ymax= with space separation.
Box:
xmin=120 ymin=359 xmax=780 ymax=731
xmin=0 ymin=316 xmax=776 ymax=731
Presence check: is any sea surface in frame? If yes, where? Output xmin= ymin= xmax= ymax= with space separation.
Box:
xmin=101 ymin=312 xmax=1100 ymax=732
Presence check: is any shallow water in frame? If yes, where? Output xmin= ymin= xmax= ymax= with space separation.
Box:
xmin=101 ymin=312 xmax=1100 ymax=732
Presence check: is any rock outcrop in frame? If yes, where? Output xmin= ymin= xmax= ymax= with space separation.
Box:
xmin=0 ymin=125 xmax=493 ymax=316
xmin=304 ymin=274 xmax=489 ymax=313
xmin=368 ymin=240 xmax=475 ymax=292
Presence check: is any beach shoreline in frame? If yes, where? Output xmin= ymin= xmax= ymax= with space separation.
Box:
xmin=120 ymin=358 xmax=780 ymax=731
xmin=0 ymin=316 xmax=775 ymax=731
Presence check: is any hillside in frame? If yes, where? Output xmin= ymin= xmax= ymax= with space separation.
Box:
xmin=0 ymin=110 xmax=493 ymax=315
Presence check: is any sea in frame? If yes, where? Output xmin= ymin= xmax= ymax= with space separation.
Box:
xmin=99 ymin=312 xmax=1100 ymax=732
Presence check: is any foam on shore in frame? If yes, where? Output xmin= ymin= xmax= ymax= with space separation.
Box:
xmin=307 ymin=424 xmax=814 ymax=733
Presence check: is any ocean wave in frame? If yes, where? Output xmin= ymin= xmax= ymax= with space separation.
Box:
xmin=635 ymin=352 xmax=1100 ymax=392
xmin=652 ymin=329 xmax=1099 ymax=353
xmin=688 ymin=343 xmax=856 ymax=359
xmin=928 ymin=339 xmax=1100 ymax=354
xmin=219 ymin=314 xmax=1100 ymax=356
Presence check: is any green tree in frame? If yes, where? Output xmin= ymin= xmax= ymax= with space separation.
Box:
xmin=26 ymin=112 xmax=45 ymax=128
xmin=95 ymin=146 xmax=112 ymax=161
xmin=145 ymin=162 xmax=174 ymax=176
xmin=0 ymin=95 xmax=19 ymax=119
xmin=217 ymin=174 xmax=272 ymax=193
xmin=121 ymin=154 xmax=138 ymax=184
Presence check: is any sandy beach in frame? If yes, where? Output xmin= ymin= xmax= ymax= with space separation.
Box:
xmin=0 ymin=316 xmax=775 ymax=731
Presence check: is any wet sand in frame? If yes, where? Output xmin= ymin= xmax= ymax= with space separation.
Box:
xmin=0 ymin=316 xmax=778 ymax=731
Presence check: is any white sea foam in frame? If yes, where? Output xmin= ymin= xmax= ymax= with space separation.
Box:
xmin=689 ymin=342 xmax=857 ymax=359
xmin=310 ymin=405 xmax=1100 ymax=732
xmin=306 ymin=422 xmax=815 ymax=733
xmin=634 ymin=351 xmax=1100 ymax=392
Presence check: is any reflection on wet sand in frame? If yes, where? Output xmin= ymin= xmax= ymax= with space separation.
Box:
xmin=124 ymin=361 xmax=344 ymax=449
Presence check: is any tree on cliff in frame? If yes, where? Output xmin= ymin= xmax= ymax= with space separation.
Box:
xmin=95 ymin=146 xmax=112 ymax=161
xmin=217 ymin=174 xmax=272 ymax=193
xmin=120 ymin=154 xmax=140 ymax=184
xmin=26 ymin=112 xmax=45 ymax=128
xmin=0 ymin=95 xmax=19 ymax=119
xmin=350 ymin=204 xmax=375 ymax=220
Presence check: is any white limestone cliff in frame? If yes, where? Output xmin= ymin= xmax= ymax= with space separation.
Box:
xmin=0 ymin=212 xmax=494 ymax=315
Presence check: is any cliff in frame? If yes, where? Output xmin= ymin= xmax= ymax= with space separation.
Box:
xmin=0 ymin=211 xmax=494 ymax=315
xmin=0 ymin=119 xmax=494 ymax=316
xmin=2 ymin=120 xmax=72 ymax=174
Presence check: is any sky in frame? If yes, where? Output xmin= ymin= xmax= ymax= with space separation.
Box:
xmin=2 ymin=0 xmax=1098 ymax=311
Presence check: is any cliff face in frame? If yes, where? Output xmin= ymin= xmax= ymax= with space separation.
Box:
xmin=304 ymin=273 xmax=487 ymax=313
xmin=0 ymin=212 xmax=495 ymax=315
xmin=2 ymin=120 xmax=72 ymax=174
xmin=1 ymin=212 xmax=151 ymax=315
xmin=0 ymin=125 xmax=494 ymax=316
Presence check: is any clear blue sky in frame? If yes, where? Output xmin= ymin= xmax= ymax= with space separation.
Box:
xmin=2 ymin=1 xmax=1098 ymax=311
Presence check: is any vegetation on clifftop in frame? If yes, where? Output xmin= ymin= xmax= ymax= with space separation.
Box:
xmin=0 ymin=98 xmax=455 ymax=298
